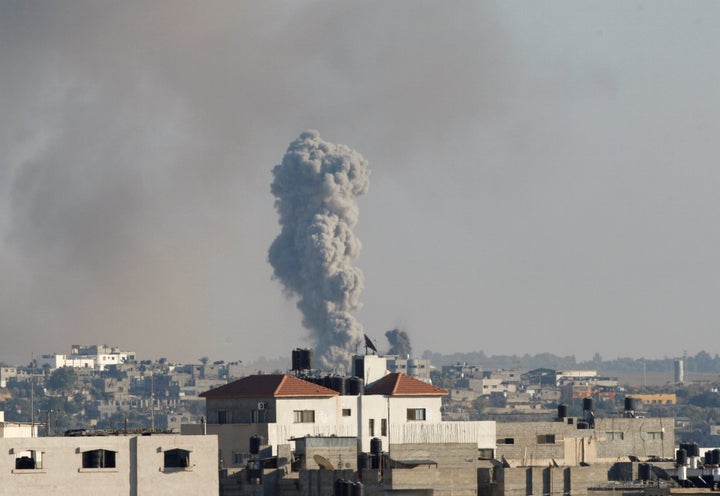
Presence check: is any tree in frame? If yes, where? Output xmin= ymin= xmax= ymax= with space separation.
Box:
xmin=47 ymin=367 xmax=77 ymax=393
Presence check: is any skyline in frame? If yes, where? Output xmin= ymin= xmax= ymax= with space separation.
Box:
xmin=2 ymin=2 xmax=720 ymax=364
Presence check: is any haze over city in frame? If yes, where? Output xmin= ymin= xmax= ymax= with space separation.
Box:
xmin=1 ymin=2 xmax=719 ymax=365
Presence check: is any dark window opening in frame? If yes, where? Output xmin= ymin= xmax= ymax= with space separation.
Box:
xmin=82 ymin=449 xmax=116 ymax=469
xmin=164 ymin=448 xmax=191 ymax=468
xmin=537 ymin=434 xmax=556 ymax=444
xmin=218 ymin=410 xmax=229 ymax=424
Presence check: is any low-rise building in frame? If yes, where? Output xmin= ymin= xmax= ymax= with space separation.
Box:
xmin=0 ymin=432 xmax=218 ymax=495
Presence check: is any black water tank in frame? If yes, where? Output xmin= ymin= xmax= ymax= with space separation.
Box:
xmin=292 ymin=348 xmax=313 ymax=371
xmin=583 ymin=397 xmax=594 ymax=411
xmin=638 ymin=463 xmax=652 ymax=481
xmin=370 ymin=453 xmax=380 ymax=469
xmin=688 ymin=443 xmax=700 ymax=457
xmin=351 ymin=481 xmax=364 ymax=496
xmin=714 ymin=449 xmax=720 ymax=465
xmin=347 ymin=376 xmax=363 ymax=396
xmin=334 ymin=479 xmax=347 ymax=496
xmin=291 ymin=349 xmax=302 ymax=370
xmin=250 ymin=435 xmax=262 ymax=455
xmin=676 ymin=449 xmax=687 ymax=466
xmin=330 ymin=376 xmax=347 ymax=395
xmin=576 ymin=420 xmax=589 ymax=430
xmin=370 ymin=437 xmax=382 ymax=454
xmin=624 ymin=397 xmax=636 ymax=411
xmin=557 ymin=404 xmax=568 ymax=419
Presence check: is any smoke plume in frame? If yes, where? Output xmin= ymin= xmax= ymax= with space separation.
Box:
xmin=385 ymin=329 xmax=412 ymax=357
xmin=269 ymin=131 xmax=370 ymax=371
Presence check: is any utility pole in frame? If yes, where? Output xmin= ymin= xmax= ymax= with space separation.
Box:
xmin=150 ymin=370 xmax=155 ymax=432
xmin=30 ymin=354 xmax=35 ymax=437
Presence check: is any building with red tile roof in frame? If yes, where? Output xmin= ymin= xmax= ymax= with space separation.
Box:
xmin=365 ymin=373 xmax=448 ymax=397
xmin=200 ymin=374 xmax=339 ymax=399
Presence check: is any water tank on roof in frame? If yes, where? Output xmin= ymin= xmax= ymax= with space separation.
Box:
xmin=676 ymin=449 xmax=687 ymax=466
xmin=370 ymin=437 xmax=382 ymax=454
xmin=250 ymin=435 xmax=262 ymax=455
xmin=624 ymin=397 xmax=637 ymax=412
xmin=292 ymin=348 xmax=313 ymax=371
xmin=557 ymin=404 xmax=568 ymax=419
xmin=347 ymin=376 xmax=363 ymax=396
xmin=638 ymin=463 xmax=652 ymax=481
xmin=583 ymin=397 xmax=594 ymax=411
xmin=351 ymin=481 xmax=364 ymax=496
xmin=330 ymin=376 xmax=347 ymax=395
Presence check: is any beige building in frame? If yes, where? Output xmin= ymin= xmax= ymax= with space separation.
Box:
xmin=496 ymin=416 xmax=674 ymax=466
xmin=0 ymin=432 xmax=218 ymax=495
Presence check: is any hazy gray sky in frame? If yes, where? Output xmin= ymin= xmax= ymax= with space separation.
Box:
xmin=1 ymin=1 xmax=719 ymax=365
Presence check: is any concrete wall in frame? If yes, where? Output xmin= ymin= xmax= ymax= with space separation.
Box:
xmin=379 ymin=443 xmax=481 ymax=495
xmin=494 ymin=463 xmax=613 ymax=496
xmin=0 ymin=433 xmax=218 ymax=495
xmin=496 ymin=417 xmax=674 ymax=466
xmin=390 ymin=421 xmax=496 ymax=450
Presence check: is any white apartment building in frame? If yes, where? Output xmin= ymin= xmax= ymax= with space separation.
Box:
xmin=36 ymin=344 xmax=136 ymax=371
xmin=184 ymin=354 xmax=495 ymax=469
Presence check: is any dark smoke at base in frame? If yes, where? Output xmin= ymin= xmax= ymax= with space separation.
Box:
xmin=268 ymin=131 xmax=370 ymax=372
xmin=385 ymin=329 xmax=412 ymax=357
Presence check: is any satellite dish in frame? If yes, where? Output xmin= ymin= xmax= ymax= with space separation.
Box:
xmin=313 ymin=454 xmax=335 ymax=470
xmin=364 ymin=334 xmax=377 ymax=354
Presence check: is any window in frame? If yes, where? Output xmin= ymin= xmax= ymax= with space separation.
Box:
xmin=82 ymin=449 xmax=116 ymax=469
xmin=164 ymin=448 xmax=191 ymax=469
xmin=342 ymin=409 xmax=352 ymax=417
xmin=218 ymin=410 xmax=229 ymax=424
xmin=232 ymin=452 xmax=243 ymax=466
xmin=381 ymin=418 xmax=387 ymax=436
xmin=15 ymin=450 xmax=43 ymax=470
xmin=606 ymin=432 xmax=624 ymax=440
xmin=537 ymin=434 xmax=556 ymax=444
xmin=496 ymin=438 xmax=515 ymax=445
xmin=369 ymin=419 xmax=375 ymax=436
xmin=293 ymin=410 xmax=315 ymax=423
xmin=406 ymin=408 xmax=426 ymax=421
xmin=647 ymin=431 xmax=662 ymax=440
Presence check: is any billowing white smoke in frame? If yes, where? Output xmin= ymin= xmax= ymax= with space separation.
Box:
xmin=269 ymin=131 xmax=370 ymax=371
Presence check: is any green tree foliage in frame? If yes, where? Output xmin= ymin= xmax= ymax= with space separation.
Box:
xmin=688 ymin=390 xmax=720 ymax=408
xmin=47 ymin=367 xmax=77 ymax=393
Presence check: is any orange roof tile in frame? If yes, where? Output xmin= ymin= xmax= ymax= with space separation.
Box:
xmin=365 ymin=373 xmax=448 ymax=396
xmin=200 ymin=374 xmax=339 ymax=399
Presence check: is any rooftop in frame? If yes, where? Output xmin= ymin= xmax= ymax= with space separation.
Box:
xmin=200 ymin=374 xmax=339 ymax=399
xmin=366 ymin=373 xmax=448 ymax=396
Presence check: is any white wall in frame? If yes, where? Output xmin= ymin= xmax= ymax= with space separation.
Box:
xmin=390 ymin=421 xmax=496 ymax=449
